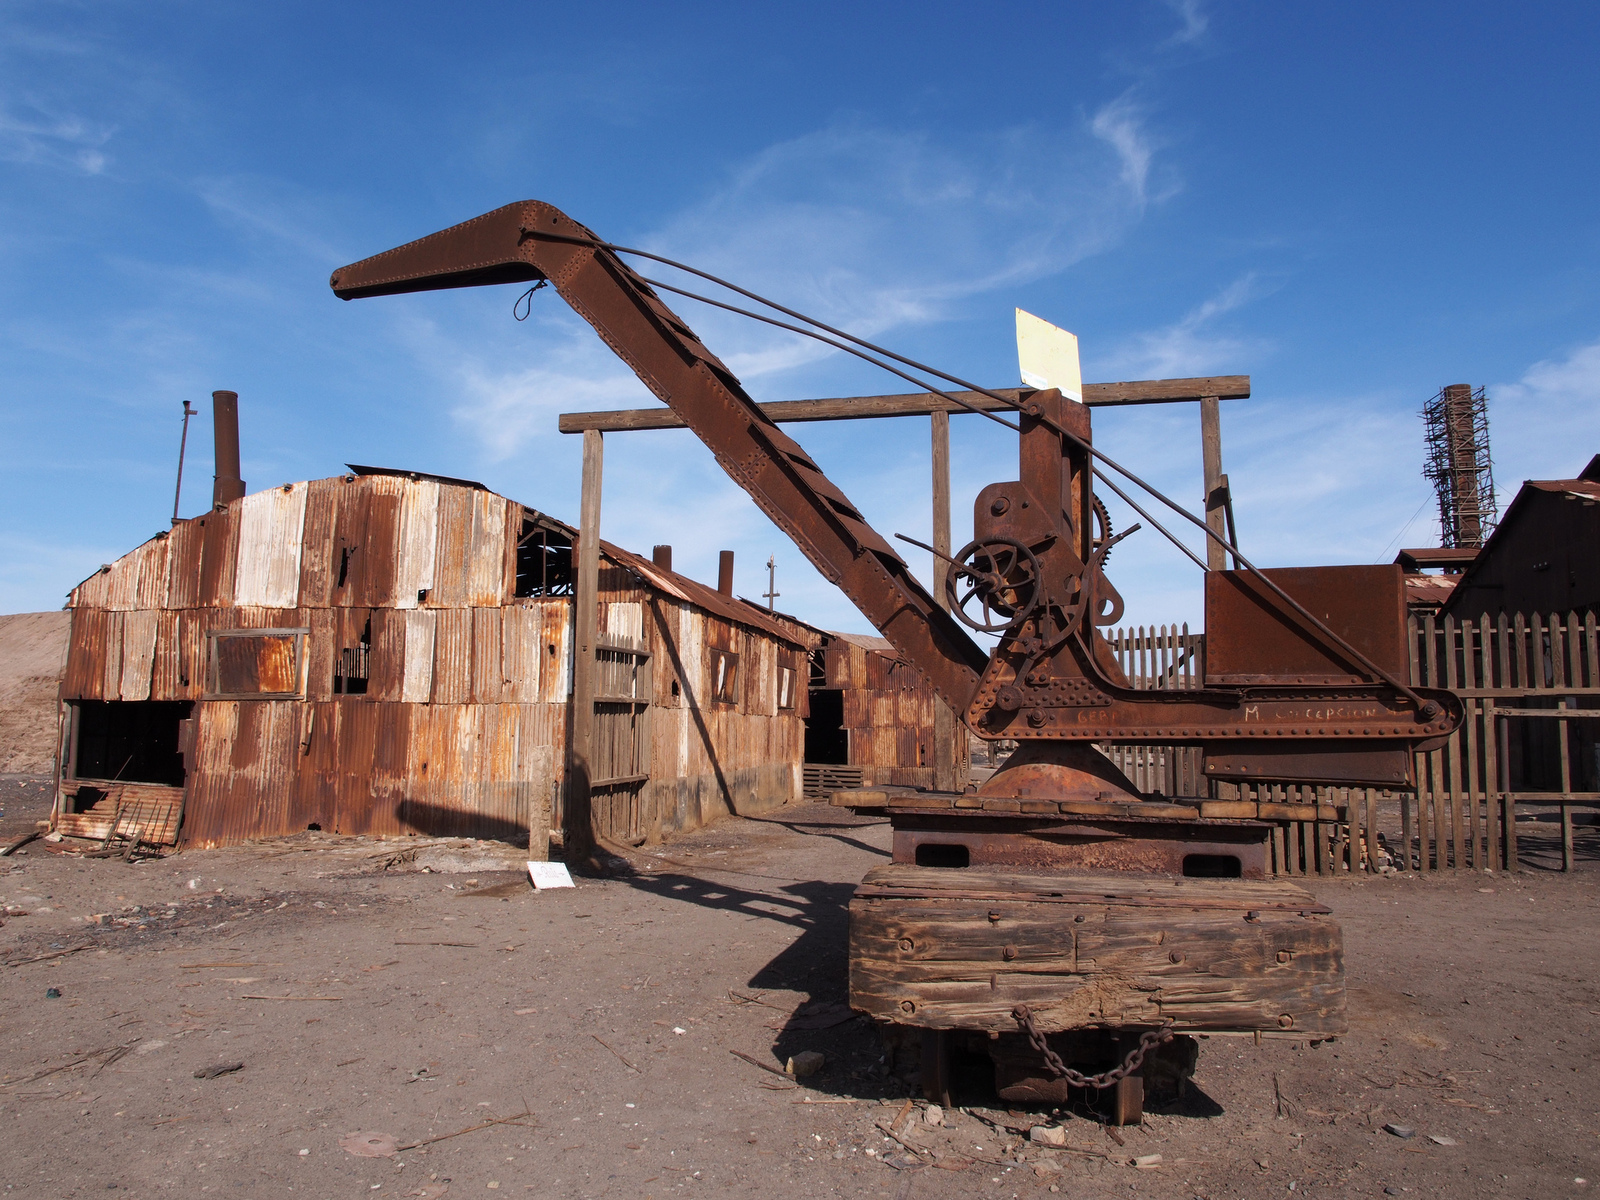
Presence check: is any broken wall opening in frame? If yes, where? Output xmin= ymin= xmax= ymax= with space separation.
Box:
xmin=804 ymin=689 xmax=848 ymax=765
xmin=68 ymin=700 xmax=193 ymax=790
xmin=515 ymin=514 xmax=574 ymax=598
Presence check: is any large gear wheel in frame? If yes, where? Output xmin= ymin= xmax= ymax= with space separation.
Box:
xmin=945 ymin=538 xmax=1042 ymax=633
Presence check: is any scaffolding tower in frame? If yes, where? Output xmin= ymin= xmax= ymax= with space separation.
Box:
xmin=1422 ymin=383 xmax=1497 ymax=549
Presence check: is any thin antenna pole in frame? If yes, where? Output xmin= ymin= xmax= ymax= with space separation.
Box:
xmin=172 ymin=400 xmax=196 ymax=525
xmin=764 ymin=555 xmax=779 ymax=614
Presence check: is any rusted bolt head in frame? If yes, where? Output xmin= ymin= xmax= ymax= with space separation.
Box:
xmin=900 ymin=1000 xmax=915 ymax=1014
xmin=1026 ymin=709 xmax=1046 ymax=728
xmin=1168 ymin=950 xmax=1184 ymax=964
xmin=1276 ymin=950 xmax=1291 ymax=964
xmin=995 ymin=685 xmax=1024 ymax=712
xmin=1073 ymin=914 xmax=1086 ymax=923
xmin=898 ymin=938 xmax=914 ymax=952
xmin=990 ymin=495 xmax=1011 ymax=516
xmin=1245 ymin=910 xmax=1261 ymax=922
xmin=1419 ymin=701 xmax=1442 ymax=722
xmin=987 ymin=910 xmax=1002 ymax=923
xmin=1277 ymin=1013 xmax=1294 ymax=1029
xmin=1025 ymin=401 xmax=1043 ymax=417
xmin=1002 ymin=944 xmax=1018 ymax=961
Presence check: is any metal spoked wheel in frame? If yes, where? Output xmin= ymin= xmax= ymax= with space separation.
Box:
xmin=945 ymin=537 xmax=1042 ymax=633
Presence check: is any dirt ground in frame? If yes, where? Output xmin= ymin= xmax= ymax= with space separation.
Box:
xmin=2 ymin=802 xmax=1597 ymax=1200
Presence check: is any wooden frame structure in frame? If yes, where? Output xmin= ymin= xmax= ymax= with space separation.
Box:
xmin=561 ymin=375 xmax=1252 ymax=825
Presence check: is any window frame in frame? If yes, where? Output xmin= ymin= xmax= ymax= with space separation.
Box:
xmin=708 ymin=647 xmax=740 ymax=707
xmin=205 ymin=627 xmax=310 ymax=700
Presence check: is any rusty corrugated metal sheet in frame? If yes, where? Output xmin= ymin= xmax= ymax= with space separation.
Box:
xmin=181 ymin=700 xmax=298 ymax=848
xmin=394 ymin=479 xmax=439 ymax=609
xmin=430 ymin=608 xmax=473 ymax=704
xmin=467 ymin=491 xmax=509 ymax=606
xmin=472 ymin=608 xmax=503 ymax=704
xmin=198 ymin=507 xmax=239 ymax=607
xmin=165 ymin=517 xmax=205 ymax=609
xmin=118 ymin=610 xmax=159 ymax=701
xmin=298 ymin=477 xmax=341 ymax=607
xmin=234 ymin=483 xmax=308 ymax=608
xmin=401 ymin=610 xmax=436 ymax=703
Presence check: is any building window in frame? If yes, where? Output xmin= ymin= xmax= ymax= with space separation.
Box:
xmin=334 ymin=618 xmax=371 ymax=695
xmin=207 ymin=628 xmax=309 ymax=699
xmin=709 ymin=648 xmax=739 ymax=706
xmin=777 ymin=665 xmax=797 ymax=710
xmin=68 ymin=700 xmax=193 ymax=786
xmin=515 ymin=515 xmax=575 ymax=597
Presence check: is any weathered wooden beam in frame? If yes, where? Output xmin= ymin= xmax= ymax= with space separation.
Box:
xmin=557 ymin=376 xmax=1252 ymax=433
xmin=565 ymin=428 xmax=603 ymax=865
xmin=1201 ymin=396 xmax=1227 ymax=572
xmin=930 ymin=409 xmax=959 ymax=794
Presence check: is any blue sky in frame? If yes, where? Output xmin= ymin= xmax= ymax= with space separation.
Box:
xmin=2 ymin=2 xmax=1597 ymax=635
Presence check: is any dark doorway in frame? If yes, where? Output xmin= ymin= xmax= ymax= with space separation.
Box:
xmin=71 ymin=700 xmax=192 ymax=786
xmin=804 ymin=689 xmax=848 ymax=764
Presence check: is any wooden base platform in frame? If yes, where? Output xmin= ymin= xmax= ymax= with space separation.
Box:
xmin=849 ymin=863 xmax=1345 ymax=1037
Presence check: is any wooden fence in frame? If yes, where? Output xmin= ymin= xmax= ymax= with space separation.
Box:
xmin=1104 ymin=612 xmax=1600 ymax=874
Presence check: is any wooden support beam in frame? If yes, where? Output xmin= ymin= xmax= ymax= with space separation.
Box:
xmin=1200 ymin=396 xmax=1227 ymax=572
xmin=930 ymin=410 xmax=960 ymax=794
xmin=566 ymin=428 xmax=603 ymax=865
xmin=557 ymin=376 xmax=1251 ymax=433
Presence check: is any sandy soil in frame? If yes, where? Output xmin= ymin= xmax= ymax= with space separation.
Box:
xmin=1 ymin=803 xmax=1596 ymax=1199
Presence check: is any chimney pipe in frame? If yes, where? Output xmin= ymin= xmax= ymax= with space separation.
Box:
xmin=211 ymin=390 xmax=246 ymax=507
xmin=717 ymin=550 xmax=735 ymax=597
xmin=652 ymin=545 xmax=673 ymax=572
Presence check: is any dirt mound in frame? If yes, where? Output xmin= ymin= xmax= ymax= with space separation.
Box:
xmin=0 ymin=611 xmax=70 ymax=774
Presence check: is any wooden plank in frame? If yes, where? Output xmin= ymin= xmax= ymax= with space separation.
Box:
xmin=557 ymin=376 xmax=1253 ymax=432
xmin=1444 ymin=616 xmax=1465 ymax=869
xmin=565 ymin=429 xmax=604 ymax=865
xmin=1558 ymin=698 xmax=1573 ymax=872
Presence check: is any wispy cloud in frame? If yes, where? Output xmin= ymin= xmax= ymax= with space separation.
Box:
xmin=1490 ymin=336 xmax=1600 ymax=489
xmin=0 ymin=102 xmax=113 ymax=174
xmin=1094 ymin=274 xmax=1269 ymax=378
xmin=1161 ymin=0 xmax=1210 ymax=48
xmin=1090 ymin=93 xmax=1155 ymax=205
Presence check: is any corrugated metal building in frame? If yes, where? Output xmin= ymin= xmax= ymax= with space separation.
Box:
xmin=54 ymin=468 xmax=813 ymax=851
xmin=799 ymin=627 xmax=968 ymax=797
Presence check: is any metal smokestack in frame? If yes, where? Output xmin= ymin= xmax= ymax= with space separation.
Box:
xmin=211 ymin=390 xmax=246 ymax=507
xmin=717 ymin=550 xmax=735 ymax=597
xmin=652 ymin=545 xmax=673 ymax=572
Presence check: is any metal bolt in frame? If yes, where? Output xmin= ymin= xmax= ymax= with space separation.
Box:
xmin=987 ymin=911 xmax=1001 ymax=923
xmin=1276 ymin=950 xmax=1291 ymax=963
xmin=1245 ymin=910 xmax=1261 ymax=922
xmin=1002 ymin=945 xmax=1018 ymax=961
xmin=900 ymin=1000 xmax=915 ymax=1014
xmin=898 ymin=938 xmax=914 ymax=952
xmin=1168 ymin=950 xmax=1184 ymax=964
xmin=990 ymin=496 xmax=1011 ymax=516
xmin=1277 ymin=1014 xmax=1294 ymax=1029
xmin=1027 ymin=710 xmax=1046 ymax=728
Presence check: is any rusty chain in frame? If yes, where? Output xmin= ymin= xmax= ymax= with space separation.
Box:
xmin=1011 ymin=1005 xmax=1174 ymax=1090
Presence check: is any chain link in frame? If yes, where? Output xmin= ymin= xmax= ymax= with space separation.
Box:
xmin=1011 ymin=1005 xmax=1174 ymax=1090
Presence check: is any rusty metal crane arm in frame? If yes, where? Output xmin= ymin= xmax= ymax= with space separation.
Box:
xmin=331 ymin=200 xmax=990 ymax=713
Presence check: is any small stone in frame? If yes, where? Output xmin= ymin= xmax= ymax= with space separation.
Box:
xmin=1029 ymin=1124 xmax=1067 ymax=1146
xmin=1385 ymin=1188 xmax=1401 ymax=1195
xmin=1428 ymin=1134 xmax=1457 ymax=1146
xmin=1032 ymin=1160 xmax=1063 ymax=1177
xmin=923 ymin=1104 xmax=943 ymax=1127
xmin=1383 ymin=1123 xmax=1415 ymax=1140
xmin=786 ymin=1050 xmax=825 ymax=1077
xmin=45 ymin=987 xmax=61 ymax=999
